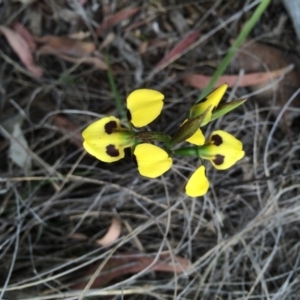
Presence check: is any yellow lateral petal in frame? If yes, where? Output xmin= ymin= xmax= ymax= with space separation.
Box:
xmin=203 ymin=130 xmax=244 ymax=170
xmin=82 ymin=116 xmax=121 ymax=139
xmin=190 ymin=84 xmax=228 ymax=125
xmin=185 ymin=166 xmax=209 ymax=197
xmin=134 ymin=143 xmax=172 ymax=178
xmin=82 ymin=116 xmax=132 ymax=163
xmin=83 ymin=139 xmax=125 ymax=162
xmin=186 ymin=128 xmax=205 ymax=145
xmin=127 ymin=89 xmax=164 ymax=127
xmin=208 ymin=148 xmax=245 ymax=170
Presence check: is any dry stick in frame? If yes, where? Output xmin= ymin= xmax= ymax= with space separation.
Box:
xmin=186 ymin=199 xmax=296 ymax=275
xmin=0 ymin=49 xmax=39 ymax=79
xmin=78 ymin=176 xmax=180 ymax=300
xmin=123 ymin=220 xmax=145 ymax=252
xmin=241 ymin=238 xmax=270 ymax=299
xmin=0 ymin=221 xmax=153 ymax=293
xmin=245 ymin=228 xmax=282 ymax=300
xmin=263 ymin=87 xmax=300 ymax=178
xmin=0 ymin=175 xmax=190 ymax=213
xmin=0 ymin=187 xmax=22 ymax=299
xmin=21 ymin=286 xmax=156 ymax=300
xmin=77 ymin=195 xmax=189 ymax=300
xmin=0 ymin=189 xmax=189 ymax=292
xmin=56 ymin=150 xmax=86 ymax=193
xmin=4 ymin=193 xmax=300 ymax=295
xmin=161 ymin=175 xmax=179 ymax=300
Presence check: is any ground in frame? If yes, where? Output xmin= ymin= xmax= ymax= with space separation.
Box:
xmin=1 ymin=1 xmax=300 ymax=299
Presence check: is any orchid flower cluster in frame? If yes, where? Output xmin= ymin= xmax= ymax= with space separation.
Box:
xmin=82 ymin=84 xmax=245 ymax=197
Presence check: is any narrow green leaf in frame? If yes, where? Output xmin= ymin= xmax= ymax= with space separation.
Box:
xmin=210 ymin=98 xmax=247 ymax=121
xmin=198 ymin=0 xmax=271 ymax=101
xmin=105 ymin=53 xmax=127 ymax=121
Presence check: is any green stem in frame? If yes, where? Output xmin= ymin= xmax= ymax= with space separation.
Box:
xmin=105 ymin=53 xmax=127 ymax=121
xmin=198 ymin=0 xmax=271 ymax=101
xmin=173 ymin=147 xmax=200 ymax=157
xmin=134 ymin=131 xmax=172 ymax=144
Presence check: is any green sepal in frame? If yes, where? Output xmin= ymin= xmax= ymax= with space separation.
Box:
xmin=210 ymin=98 xmax=246 ymax=122
xmin=134 ymin=131 xmax=172 ymax=144
xmin=170 ymin=107 xmax=210 ymax=147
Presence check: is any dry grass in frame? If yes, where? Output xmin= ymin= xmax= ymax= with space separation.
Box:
xmin=1 ymin=1 xmax=300 ymax=299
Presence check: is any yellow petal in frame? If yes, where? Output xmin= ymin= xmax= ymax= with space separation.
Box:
xmin=186 ymin=128 xmax=205 ymax=145
xmin=134 ymin=143 xmax=172 ymax=178
xmin=202 ymin=130 xmax=244 ymax=170
xmin=83 ymin=139 xmax=125 ymax=162
xmin=127 ymin=89 xmax=164 ymax=127
xmin=181 ymin=119 xmax=205 ymax=145
xmin=190 ymin=84 xmax=228 ymax=126
xmin=82 ymin=116 xmax=121 ymax=139
xmin=82 ymin=116 xmax=133 ymax=163
xmin=185 ymin=166 xmax=209 ymax=197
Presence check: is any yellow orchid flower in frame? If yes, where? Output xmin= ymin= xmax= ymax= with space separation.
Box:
xmin=82 ymin=116 xmax=134 ymax=162
xmin=133 ymin=143 xmax=172 ymax=178
xmin=81 ymin=85 xmax=246 ymax=200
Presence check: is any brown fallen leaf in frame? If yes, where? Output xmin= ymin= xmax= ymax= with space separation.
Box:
xmin=96 ymin=217 xmax=121 ymax=246
xmin=96 ymin=6 xmax=139 ymax=36
xmin=232 ymin=41 xmax=300 ymax=123
xmin=35 ymin=35 xmax=96 ymax=57
xmin=15 ymin=0 xmax=36 ymax=3
xmin=154 ymin=30 xmax=201 ymax=72
xmin=54 ymin=115 xmax=83 ymax=148
xmin=12 ymin=22 xmax=36 ymax=51
xmin=183 ymin=65 xmax=294 ymax=89
xmin=0 ymin=25 xmax=43 ymax=77
xmin=35 ymin=35 xmax=107 ymax=70
xmin=57 ymin=53 xmax=108 ymax=70
xmin=72 ymin=252 xmax=190 ymax=289
xmin=99 ymin=32 xmax=116 ymax=50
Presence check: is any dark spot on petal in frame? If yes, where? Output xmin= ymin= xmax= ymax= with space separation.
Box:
xmin=199 ymin=97 xmax=208 ymax=103
xmin=127 ymin=109 xmax=132 ymax=122
xmin=213 ymin=154 xmax=224 ymax=165
xmin=132 ymin=154 xmax=137 ymax=166
xmin=106 ymin=144 xmax=119 ymax=157
xmin=211 ymin=134 xmax=223 ymax=146
xmin=105 ymin=121 xmax=117 ymax=134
